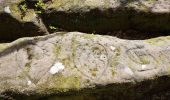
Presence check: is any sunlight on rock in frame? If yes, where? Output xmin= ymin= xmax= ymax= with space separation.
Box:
xmin=142 ymin=65 xmax=147 ymax=70
xmin=49 ymin=62 xmax=65 ymax=74
xmin=110 ymin=46 xmax=116 ymax=51
xmin=4 ymin=6 xmax=11 ymax=13
xmin=124 ymin=67 xmax=134 ymax=76
xmin=27 ymin=80 xmax=32 ymax=86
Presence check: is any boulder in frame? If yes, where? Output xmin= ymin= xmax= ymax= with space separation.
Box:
xmin=41 ymin=0 xmax=170 ymax=33
xmin=0 ymin=0 xmax=48 ymax=41
xmin=0 ymin=32 xmax=170 ymax=99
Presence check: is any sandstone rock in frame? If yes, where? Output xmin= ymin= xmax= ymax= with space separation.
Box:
xmin=0 ymin=0 xmax=48 ymax=41
xmin=0 ymin=32 xmax=170 ymax=99
xmin=42 ymin=0 xmax=170 ymax=33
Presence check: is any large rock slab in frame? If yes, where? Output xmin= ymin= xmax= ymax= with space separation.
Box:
xmin=0 ymin=32 xmax=170 ymax=99
xmin=0 ymin=0 xmax=48 ymax=41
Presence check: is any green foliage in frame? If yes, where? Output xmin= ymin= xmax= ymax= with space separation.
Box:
xmin=35 ymin=10 xmax=42 ymax=14
xmin=35 ymin=0 xmax=45 ymax=8
xmin=19 ymin=1 xmax=27 ymax=19
xmin=49 ymin=25 xmax=58 ymax=30
xmin=20 ymin=4 xmax=27 ymax=12
xmin=34 ymin=0 xmax=46 ymax=14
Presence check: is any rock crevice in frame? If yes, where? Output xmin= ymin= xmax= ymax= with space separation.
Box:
xmin=1 ymin=0 xmax=170 ymax=41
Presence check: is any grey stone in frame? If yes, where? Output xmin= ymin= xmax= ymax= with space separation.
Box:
xmin=0 ymin=32 xmax=170 ymax=99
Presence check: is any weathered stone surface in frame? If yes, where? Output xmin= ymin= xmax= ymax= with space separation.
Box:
xmin=0 ymin=32 xmax=170 ymax=99
xmin=0 ymin=0 xmax=48 ymax=41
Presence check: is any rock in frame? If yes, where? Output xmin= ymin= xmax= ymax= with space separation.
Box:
xmin=41 ymin=0 xmax=170 ymax=33
xmin=0 ymin=32 xmax=170 ymax=99
xmin=27 ymin=0 xmax=51 ymax=2
xmin=0 ymin=0 xmax=48 ymax=41
xmin=1 ymin=0 xmax=170 ymax=41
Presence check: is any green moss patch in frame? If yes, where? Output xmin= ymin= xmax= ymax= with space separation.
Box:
xmin=38 ymin=74 xmax=81 ymax=94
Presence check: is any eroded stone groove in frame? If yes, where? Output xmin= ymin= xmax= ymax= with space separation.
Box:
xmin=1 ymin=0 xmax=170 ymax=99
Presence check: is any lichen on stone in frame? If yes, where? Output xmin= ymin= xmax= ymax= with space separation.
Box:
xmin=55 ymin=44 xmax=61 ymax=56
xmin=110 ymin=48 xmax=121 ymax=67
xmin=138 ymin=55 xmax=150 ymax=65
xmin=90 ymin=68 xmax=97 ymax=77
xmin=39 ymin=74 xmax=81 ymax=93
xmin=145 ymin=36 xmax=170 ymax=46
xmin=82 ymin=33 xmax=96 ymax=39
xmin=0 ymin=44 xmax=8 ymax=52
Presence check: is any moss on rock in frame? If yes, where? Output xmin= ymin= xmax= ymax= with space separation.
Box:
xmin=38 ymin=74 xmax=81 ymax=94
xmin=145 ymin=36 xmax=170 ymax=46
xmin=0 ymin=44 xmax=8 ymax=52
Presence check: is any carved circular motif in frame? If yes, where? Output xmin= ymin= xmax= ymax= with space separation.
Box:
xmin=74 ymin=42 xmax=108 ymax=80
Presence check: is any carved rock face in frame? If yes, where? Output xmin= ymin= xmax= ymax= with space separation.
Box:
xmin=0 ymin=0 xmax=170 ymax=99
xmin=0 ymin=32 xmax=170 ymax=99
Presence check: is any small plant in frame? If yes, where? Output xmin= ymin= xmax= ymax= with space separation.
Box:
xmin=19 ymin=2 xmax=27 ymax=19
xmin=20 ymin=4 xmax=27 ymax=12
xmin=35 ymin=0 xmax=45 ymax=8
xmin=49 ymin=25 xmax=58 ymax=30
xmin=34 ymin=0 xmax=46 ymax=14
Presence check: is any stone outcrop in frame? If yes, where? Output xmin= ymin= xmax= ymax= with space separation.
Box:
xmin=0 ymin=0 xmax=48 ymax=41
xmin=1 ymin=0 xmax=170 ymax=41
xmin=0 ymin=32 xmax=170 ymax=99
xmin=42 ymin=0 xmax=170 ymax=33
